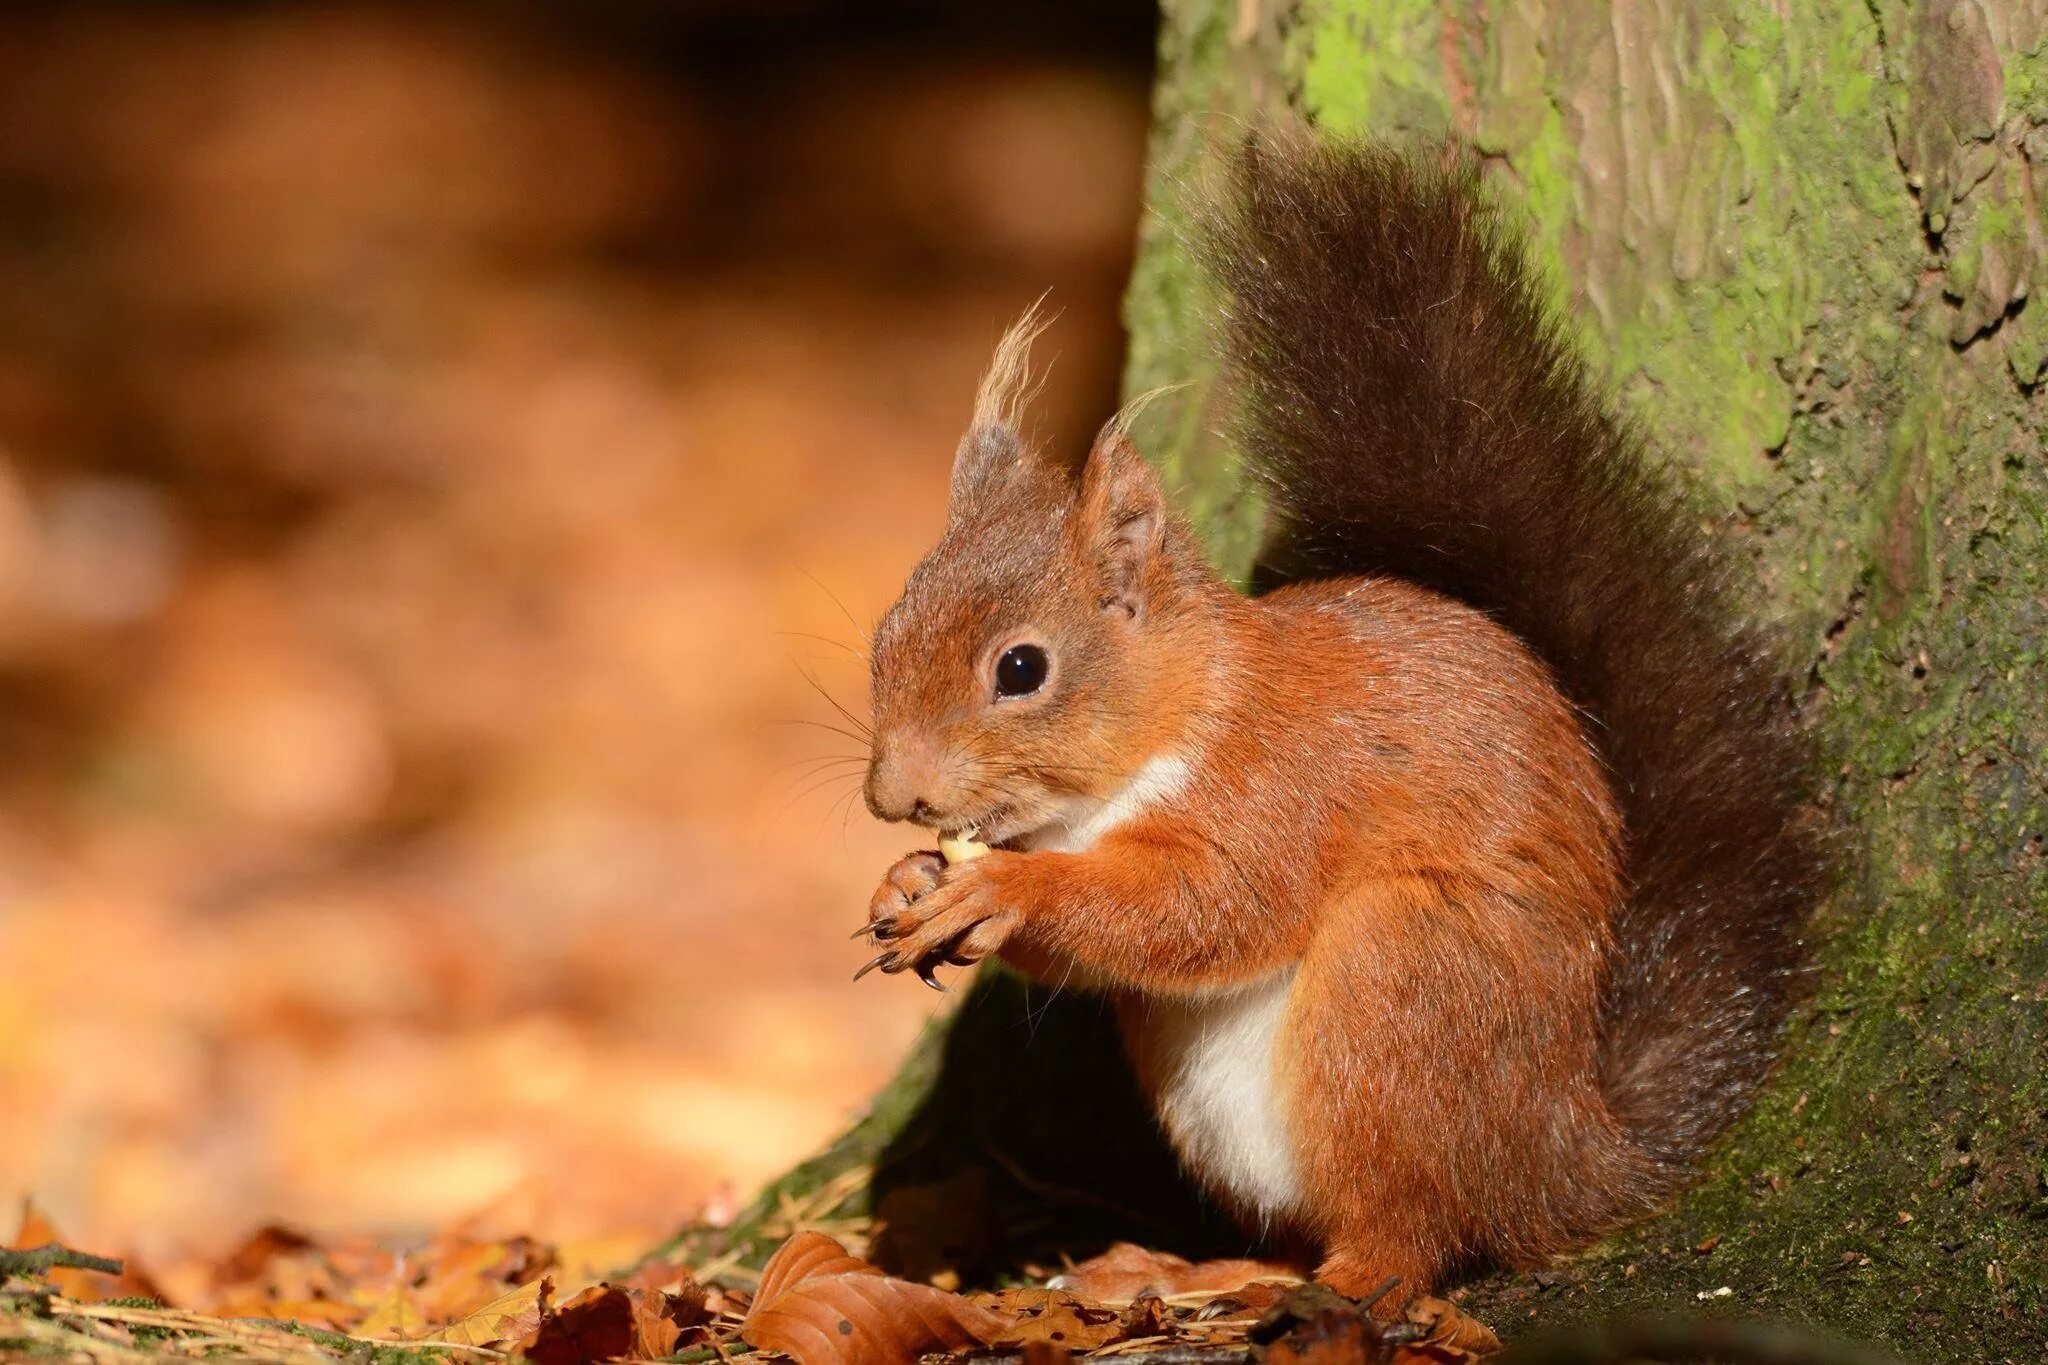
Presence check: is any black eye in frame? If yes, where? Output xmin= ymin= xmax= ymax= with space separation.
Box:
xmin=994 ymin=644 xmax=1049 ymax=698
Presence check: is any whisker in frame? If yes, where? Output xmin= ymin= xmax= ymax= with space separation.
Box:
xmin=776 ymin=769 xmax=868 ymax=804
xmin=783 ymin=769 xmax=865 ymax=811
xmin=799 ymin=569 xmax=873 ymax=647
xmin=817 ymin=781 xmax=861 ymax=836
xmin=763 ymin=717 xmax=874 ymax=750
xmin=777 ymin=752 xmax=871 ymax=778
xmin=775 ymin=629 xmax=869 ymax=662
xmin=1015 ymin=763 xmax=1136 ymax=782
xmin=831 ymin=783 xmax=867 ymax=853
xmin=794 ymin=659 xmax=875 ymax=741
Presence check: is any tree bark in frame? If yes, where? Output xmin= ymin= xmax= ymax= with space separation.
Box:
xmin=688 ymin=3 xmax=2048 ymax=1355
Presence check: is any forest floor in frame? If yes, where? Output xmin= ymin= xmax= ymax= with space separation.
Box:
xmin=1 ymin=1191 xmax=1506 ymax=1365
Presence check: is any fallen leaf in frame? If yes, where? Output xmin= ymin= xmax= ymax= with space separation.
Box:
xmin=435 ymin=1275 xmax=554 ymax=1348
xmin=743 ymin=1231 xmax=1011 ymax=1365
xmin=409 ymin=1240 xmax=518 ymax=1323
xmin=626 ymin=1283 xmax=708 ymax=1358
xmin=321 ymin=1238 xmax=400 ymax=1288
xmin=753 ymin=1230 xmax=875 ymax=1305
xmin=971 ymin=1287 xmax=1123 ymax=1352
xmin=519 ymin=1284 xmax=635 ymax=1365
xmin=213 ymin=1226 xmax=316 ymax=1290
xmin=1251 ymin=1284 xmax=1378 ymax=1365
xmin=1053 ymin=1242 xmax=1302 ymax=1303
xmin=1118 ymin=1293 xmax=1173 ymax=1339
xmin=211 ymin=1226 xmax=345 ymax=1310
xmin=1399 ymin=1295 xmax=1500 ymax=1361
xmin=355 ymin=1285 xmax=430 ymax=1339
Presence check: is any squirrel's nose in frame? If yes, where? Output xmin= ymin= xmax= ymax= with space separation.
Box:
xmin=865 ymin=741 xmax=946 ymax=824
xmin=865 ymin=773 xmax=938 ymax=825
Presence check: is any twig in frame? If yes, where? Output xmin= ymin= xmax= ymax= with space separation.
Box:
xmin=0 ymin=1309 xmax=160 ymax=1365
xmin=57 ymin=1299 xmax=377 ymax=1364
xmin=0 ymin=1243 xmax=126 ymax=1279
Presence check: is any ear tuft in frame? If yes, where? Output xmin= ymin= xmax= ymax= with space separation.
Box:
xmin=950 ymin=302 xmax=1054 ymax=510
xmin=1077 ymin=431 xmax=1165 ymax=619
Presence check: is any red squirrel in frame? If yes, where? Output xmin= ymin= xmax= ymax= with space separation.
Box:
xmin=853 ymin=138 xmax=1821 ymax=1306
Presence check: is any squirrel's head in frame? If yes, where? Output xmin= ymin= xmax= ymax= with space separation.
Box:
xmin=864 ymin=315 xmax=1215 ymax=844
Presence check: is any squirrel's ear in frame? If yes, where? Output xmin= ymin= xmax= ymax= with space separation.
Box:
xmin=1077 ymin=431 xmax=1164 ymax=620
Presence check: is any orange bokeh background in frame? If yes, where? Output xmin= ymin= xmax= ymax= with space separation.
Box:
xmin=0 ymin=0 xmax=1153 ymax=1274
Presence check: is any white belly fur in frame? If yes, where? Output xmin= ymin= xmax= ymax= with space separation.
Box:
xmin=1017 ymin=750 xmax=1307 ymax=1221
xmin=1130 ymin=972 xmax=1304 ymax=1224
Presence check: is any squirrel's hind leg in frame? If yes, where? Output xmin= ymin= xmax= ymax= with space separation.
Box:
xmin=1313 ymin=1236 xmax=1446 ymax=1319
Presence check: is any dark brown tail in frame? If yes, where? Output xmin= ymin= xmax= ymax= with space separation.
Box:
xmin=1203 ymin=136 xmax=1823 ymax=1185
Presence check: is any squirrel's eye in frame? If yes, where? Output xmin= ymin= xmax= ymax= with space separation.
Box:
xmin=994 ymin=644 xmax=1049 ymax=699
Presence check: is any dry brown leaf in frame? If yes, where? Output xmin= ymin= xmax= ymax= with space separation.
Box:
xmin=518 ymin=1284 xmax=637 ymax=1365
xmin=971 ymin=1287 xmax=1124 ymax=1352
xmin=1117 ymin=1293 xmax=1173 ymax=1340
xmin=752 ymin=1229 xmax=877 ymax=1304
xmin=1253 ymin=1284 xmax=1378 ymax=1365
xmin=625 ymin=1283 xmax=709 ymax=1358
xmin=322 ymin=1239 xmax=400 ymax=1289
xmin=408 ymin=1240 xmax=519 ymax=1324
xmin=355 ymin=1285 xmax=430 ymax=1339
xmin=1398 ymin=1295 xmax=1501 ymax=1361
xmin=1054 ymin=1241 xmax=1302 ymax=1303
xmin=435 ymin=1275 xmax=553 ymax=1348
xmin=212 ymin=1226 xmax=317 ymax=1290
xmin=210 ymin=1226 xmax=346 ymax=1312
xmin=743 ymin=1230 xmax=1011 ymax=1365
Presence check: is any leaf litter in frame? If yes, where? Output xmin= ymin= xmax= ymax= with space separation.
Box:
xmin=3 ymin=1197 xmax=1501 ymax=1365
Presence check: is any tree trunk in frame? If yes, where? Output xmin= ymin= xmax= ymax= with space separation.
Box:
xmin=688 ymin=2 xmax=2048 ymax=1355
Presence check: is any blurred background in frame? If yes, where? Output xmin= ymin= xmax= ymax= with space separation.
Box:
xmin=0 ymin=0 xmax=1155 ymax=1274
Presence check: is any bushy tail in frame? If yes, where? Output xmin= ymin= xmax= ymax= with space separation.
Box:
xmin=1203 ymin=136 xmax=1822 ymax=1181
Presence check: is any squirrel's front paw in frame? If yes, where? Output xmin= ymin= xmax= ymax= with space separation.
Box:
xmin=855 ymin=859 xmax=1017 ymax=990
xmin=864 ymin=850 xmax=945 ymax=929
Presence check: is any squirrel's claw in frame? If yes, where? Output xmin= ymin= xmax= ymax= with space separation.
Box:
xmin=915 ymin=963 xmax=948 ymax=992
xmin=853 ymin=951 xmax=892 ymax=982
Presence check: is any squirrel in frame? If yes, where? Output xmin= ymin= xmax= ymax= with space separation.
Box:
xmin=852 ymin=136 xmax=1822 ymax=1307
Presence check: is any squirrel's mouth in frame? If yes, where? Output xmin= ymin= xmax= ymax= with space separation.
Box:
xmin=946 ymin=803 xmax=1036 ymax=851
xmin=959 ymin=803 xmax=1076 ymax=853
